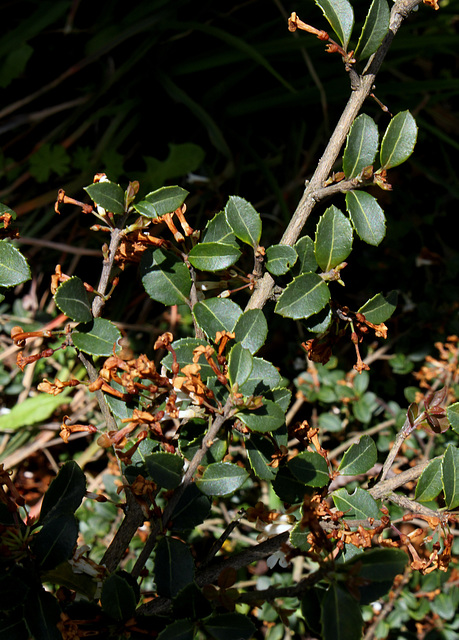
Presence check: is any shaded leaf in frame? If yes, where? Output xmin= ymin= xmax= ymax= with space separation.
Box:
xmin=54 ymin=276 xmax=92 ymax=323
xmin=25 ymin=589 xmax=61 ymax=640
xmin=203 ymin=613 xmax=256 ymax=640
xmin=84 ymin=180 xmax=125 ymax=214
xmin=288 ymin=451 xmax=330 ymax=487
xmin=275 ymin=272 xmax=330 ymax=320
xmin=380 ymin=111 xmax=418 ymax=170
xmin=39 ymin=461 xmax=86 ymax=523
xmin=338 ymin=435 xmax=377 ymax=475
xmin=246 ymin=434 xmax=278 ymax=481
xmin=187 ymin=242 xmax=240 ymax=272
xmin=228 ymin=343 xmax=253 ymax=388
xmin=345 ymin=190 xmax=386 ymax=246
xmin=415 ymin=457 xmax=443 ymax=502
xmin=196 ymin=462 xmax=248 ymax=496
xmin=347 ymin=548 xmax=408 ymax=582
xmin=193 ymin=297 xmax=242 ymax=338
xmin=354 ymin=0 xmax=390 ymax=61
xmin=101 ymin=573 xmax=137 ymax=622
xmin=161 ymin=338 xmax=215 ymax=380
xmin=145 ymin=452 xmax=184 ymax=489
xmin=154 ymin=537 xmax=195 ymax=599
xmin=0 ymin=240 xmax=31 ymax=288
xmin=343 ymin=114 xmax=379 ymax=179
xmin=238 ymin=356 xmax=282 ymax=396
xmin=265 ymin=244 xmax=297 ymax=275
xmin=224 ymin=196 xmax=261 ymax=248
xmin=447 ymin=402 xmax=459 ymax=434
xmin=442 ymin=445 xmax=459 ymax=509
xmin=332 ymin=487 xmax=380 ymax=519
xmin=238 ymin=399 xmax=285 ymax=432
xmin=72 ymin=318 xmax=121 ymax=356
xmin=33 ymin=514 xmax=78 ymax=570
xmin=157 ymin=619 xmax=195 ymax=640
xmin=140 ymin=247 xmax=192 ymax=306
xmin=170 ymin=484 xmax=211 ymax=531
xmin=315 ymin=205 xmax=353 ymax=271
xmin=315 ymin=0 xmax=354 ymax=49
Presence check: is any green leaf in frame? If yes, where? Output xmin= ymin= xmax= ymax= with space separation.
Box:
xmin=224 ymin=196 xmax=261 ymax=248
xmin=72 ymin=317 xmax=121 ymax=356
xmin=358 ymin=291 xmax=397 ymax=323
xmin=134 ymin=185 xmax=189 ymax=218
xmin=145 ymin=453 xmax=184 ymax=489
xmin=234 ymin=309 xmax=268 ymax=355
xmin=380 ymin=111 xmax=418 ymax=170
xmin=25 ymin=589 xmax=62 ymax=640
xmin=288 ymin=451 xmax=330 ymax=487
xmin=447 ymin=402 xmax=459 ymax=434
xmin=238 ymin=399 xmax=285 ymax=433
xmin=321 ymin=584 xmax=362 ymax=640
xmin=187 ymin=242 xmax=241 ymax=272
xmin=442 ymin=445 xmax=459 ymax=509
xmin=54 ymin=276 xmax=92 ymax=323
xmin=275 ymin=272 xmax=330 ymax=320
xmin=332 ymin=487 xmax=380 ymax=520
xmin=140 ymin=247 xmax=192 ymax=305
xmin=315 ymin=205 xmax=353 ymax=271
xmin=265 ymin=244 xmax=297 ymax=276
xmin=338 ymin=435 xmax=377 ymax=475
xmin=196 ymin=462 xmax=249 ymax=496
xmin=172 ymin=583 xmax=212 ymax=620
xmin=345 ymin=190 xmax=386 ymax=246
xmin=203 ymin=210 xmax=239 ymax=247
xmin=415 ymin=458 xmax=443 ymax=502
xmin=295 ymin=236 xmax=318 ymax=274
xmin=0 ymin=393 xmax=69 ymax=431
xmin=170 ymin=484 xmax=211 ymax=531
xmin=33 ymin=514 xmax=78 ymax=570
xmin=161 ymin=338 xmax=215 ymax=380
xmin=246 ymin=435 xmax=278 ymax=481
xmin=272 ymin=465 xmax=309 ymax=503
xmin=100 ymin=573 xmax=137 ymax=622
xmin=343 ymin=114 xmax=379 ymax=179
xmin=0 ymin=240 xmax=31 ymax=288
xmin=314 ymin=0 xmax=354 ymax=49
xmin=39 ymin=461 xmax=86 ymax=523
xmin=347 ymin=548 xmax=408 ymax=582
xmin=142 ymin=143 xmax=205 ymax=189
xmin=354 ymin=0 xmax=390 ymax=61
xmin=154 ymin=537 xmax=195 ymax=599
xmin=238 ymin=357 xmax=282 ymax=395
xmin=228 ymin=343 xmax=253 ymax=388
xmin=203 ymin=613 xmax=256 ymax=640
xmin=84 ymin=179 xmax=125 ymax=214
xmin=29 ymin=143 xmax=70 ymax=183
xmin=193 ymin=297 xmax=242 ymax=338
xmin=157 ymin=619 xmax=195 ymax=640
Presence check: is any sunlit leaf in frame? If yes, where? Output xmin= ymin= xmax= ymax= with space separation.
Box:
xmin=315 ymin=205 xmax=353 ymax=271
xmin=314 ymin=0 xmax=354 ymax=49
xmin=415 ymin=458 xmax=443 ymax=502
xmin=338 ymin=435 xmax=377 ymax=475
xmin=196 ymin=462 xmax=249 ymax=496
xmin=224 ymin=196 xmax=261 ymax=248
xmin=288 ymin=451 xmax=329 ymax=487
xmin=380 ymin=111 xmax=418 ymax=170
xmin=0 ymin=240 xmax=31 ymax=288
xmin=343 ymin=114 xmax=379 ymax=179
xmin=84 ymin=179 xmax=125 ymax=214
xmin=134 ymin=185 xmax=189 ymax=218
xmin=265 ymin=244 xmax=297 ymax=275
xmin=54 ymin=276 xmax=92 ymax=323
xmin=140 ymin=247 xmax=192 ymax=305
xmin=354 ymin=0 xmax=390 ymax=61
xmin=238 ymin=400 xmax=285 ymax=432
xmin=345 ymin=190 xmax=386 ymax=246
xmin=193 ymin=297 xmax=242 ymax=338
xmin=275 ymin=273 xmax=330 ymax=320
xmin=442 ymin=445 xmax=459 ymax=509
xmin=228 ymin=343 xmax=253 ymax=388
xmin=332 ymin=487 xmax=380 ymax=519
xmin=188 ymin=242 xmax=240 ymax=272
xmin=358 ymin=291 xmax=397 ymax=323
xmin=72 ymin=318 xmax=121 ymax=356
xmin=234 ymin=309 xmax=268 ymax=354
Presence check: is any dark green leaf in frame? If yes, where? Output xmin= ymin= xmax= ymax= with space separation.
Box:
xmin=246 ymin=434 xmax=278 ymax=481
xmin=275 ymin=272 xmax=330 ymax=320
xmin=161 ymin=338 xmax=215 ymax=380
xmin=315 ymin=205 xmax=353 ymax=271
xmin=295 ymin=236 xmax=318 ymax=274
xmin=272 ymin=465 xmax=309 ymax=503
xmin=84 ymin=180 xmax=125 ymax=214
xmin=288 ymin=451 xmax=330 ymax=487
xmin=170 ymin=484 xmax=211 ymax=531
xmin=442 ymin=445 xmax=459 ymax=509
xmin=202 ymin=210 xmax=239 ymax=247
xmin=265 ymin=244 xmax=297 ymax=275
xmin=343 ymin=114 xmax=379 ymax=179
xmin=173 ymin=583 xmax=212 ymax=620
xmin=332 ymin=487 xmax=380 ymax=520
xmin=40 ymin=461 xmax=86 ymax=523
xmin=320 ymin=584 xmax=362 ymax=640
xmin=346 ymin=548 xmax=408 ymax=582
xmin=228 ymin=343 xmax=253 ymax=388
xmin=193 ymin=297 xmax=242 ymax=338
xmin=0 ymin=240 xmax=31 ymax=288
xmin=338 ymin=435 xmax=377 ymax=475
xmin=238 ymin=356 xmax=282 ymax=395
xmin=196 ymin=462 xmax=249 ymax=496
xmin=54 ymin=276 xmax=92 ymax=323
xmin=233 ymin=309 xmax=268 ymax=354
xmin=145 ymin=452 xmax=184 ymax=489
xmin=358 ymin=291 xmax=397 ymax=323
xmin=33 ymin=514 xmax=78 ymax=570
xmin=154 ymin=537 xmax=195 ymax=598
xmin=345 ymin=190 xmax=386 ymax=246
xmin=100 ymin=573 xmax=137 ymax=622
xmin=380 ymin=111 xmax=418 ymax=170
xmin=140 ymin=247 xmax=192 ymax=306
xmin=134 ymin=185 xmax=188 ymax=218
xmin=447 ymin=402 xmax=459 ymax=434
xmin=25 ymin=589 xmax=61 ymax=640
xmin=72 ymin=317 xmax=121 ymax=356
xmin=203 ymin=613 xmax=256 ymax=640
xmin=354 ymin=0 xmax=390 ymax=61
xmin=238 ymin=399 xmax=285 ymax=432
xmin=314 ymin=0 xmax=354 ymax=49
xmin=224 ymin=196 xmax=261 ymax=248
xmin=415 ymin=458 xmax=443 ymax=502
xmin=187 ymin=242 xmax=241 ymax=272
xmin=157 ymin=619 xmax=195 ymax=640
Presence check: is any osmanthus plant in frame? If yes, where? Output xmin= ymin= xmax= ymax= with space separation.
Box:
xmin=1 ymin=0 xmax=458 ymax=639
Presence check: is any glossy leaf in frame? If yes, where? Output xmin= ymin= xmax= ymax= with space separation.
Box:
xmin=140 ymin=247 xmax=192 ymax=305
xmin=196 ymin=462 xmax=249 ymax=496
xmin=154 ymin=537 xmax=195 ymax=598
xmin=238 ymin=399 xmax=285 ymax=432
xmin=380 ymin=111 xmax=418 ymax=170
xmin=343 ymin=114 xmax=379 ymax=179
xmin=354 ymin=0 xmax=390 ymax=61
xmin=187 ymin=242 xmax=240 ymax=272
xmin=358 ymin=291 xmax=397 ymax=323
xmin=315 ymin=0 xmax=354 ymax=49
xmin=161 ymin=337 xmax=216 ymax=380
xmin=246 ymin=434 xmax=278 ymax=481
xmin=272 ymin=465 xmax=309 ymax=503
xmin=170 ymin=484 xmax=211 ymax=531
xmin=338 ymin=435 xmax=377 ymax=475
xmin=0 ymin=393 xmax=69 ymax=431
xmin=84 ymin=180 xmax=125 ymax=214
xmin=228 ymin=343 xmax=253 ymax=388
xmin=33 ymin=514 xmax=78 ymax=570
xmin=447 ymin=402 xmax=459 ymax=434
xmin=203 ymin=210 xmax=239 ymax=247
xmin=0 ymin=240 xmax=31 ymax=287
xmin=415 ymin=457 xmax=443 ymax=502
xmin=193 ymin=297 xmax=242 ymax=338
xmin=72 ymin=317 xmax=121 ymax=356
xmin=145 ymin=452 xmax=184 ymax=489
xmin=224 ymin=196 xmax=261 ymax=248
xmin=442 ymin=445 xmax=459 ymax=509
xmin=332 ymin=487 xmax=380 ymax=520
xmin=265 ymin=244 xmax=297 ymax=275
xmin=345 ymin=190 xmax=386 ymax=246
xmin=238 ymin=356 xmax=282 ymax=395
xmin=101 ymin=573 xmax=137 ymax=622
xmin=233 ymin=309 xmax=268 ymax=354
xmin=275 ymin=272 xmax=330 ymax=320
xmin=288 ymin=451 xmax=330 ymax=487
xmin=321 ymin=583 xmax=363 ymax=640
xmin=39 ymin=461 xmax=86 ymax=523
xmin=315 ymin=205 xmax=353 ymax=271
xmin=54 ymin=276 xmax=92 ymax=323
xmin=135 ymin=185 xmax=189 ymax=218
xmin=295 ymin=235 xmax=318 ymax=274
xmin=203 ymin=613 xmax=256 ymax=640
